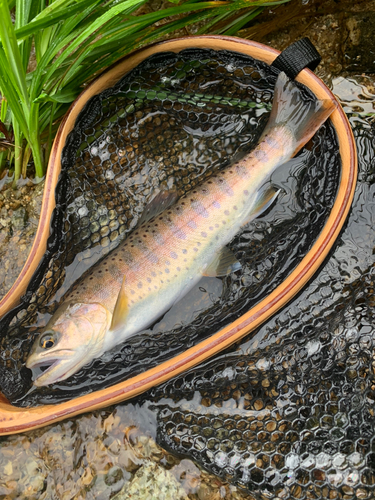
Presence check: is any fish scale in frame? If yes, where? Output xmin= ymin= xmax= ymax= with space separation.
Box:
xmin=26 ymin=72 xmax=336 ymax=386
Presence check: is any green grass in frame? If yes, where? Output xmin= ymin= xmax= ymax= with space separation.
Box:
xmin=0 ymin=0 xmax=290 ymax=182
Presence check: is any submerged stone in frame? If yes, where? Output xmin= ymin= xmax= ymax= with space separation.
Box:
xmin=112 ymin=461 xmax=188 ymax=500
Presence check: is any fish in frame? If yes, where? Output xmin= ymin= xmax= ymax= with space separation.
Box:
xmin=26 ymin=72 xmax=336 ymax=387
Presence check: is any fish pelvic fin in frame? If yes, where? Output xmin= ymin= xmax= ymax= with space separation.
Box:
xmin=265 ymin=72 xmax=337 ymax=155
xmin=203 ymin=246 xmax=242 ymax=277
xmin=111 ymin=277 xmax=129 ymax=331
xmin=246 ymin=185 xmax=281 ymax=224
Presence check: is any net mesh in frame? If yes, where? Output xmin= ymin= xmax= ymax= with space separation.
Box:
xmin=0 ymin=46 xmax=342 ymax=434
xmin=144 ymin=124 xmax=375 ymax=498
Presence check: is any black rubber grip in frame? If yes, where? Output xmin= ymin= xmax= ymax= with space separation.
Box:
xmin=271 ymin=38 xmax=321 ymax=79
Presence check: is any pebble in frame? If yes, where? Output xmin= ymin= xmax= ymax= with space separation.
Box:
xmin=112 ymin=461 xmax=188 ymax=500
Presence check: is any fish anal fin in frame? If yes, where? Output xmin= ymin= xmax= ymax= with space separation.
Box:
xmin=138 ymin=189 xmax=179 ymax=226
xmin=243 ymin=185 xmax=280 ymax=226
xmin=203 ymin=246 xmax=242 ymax=277
xmin=110 ymin=278 xmax=129 ymax=331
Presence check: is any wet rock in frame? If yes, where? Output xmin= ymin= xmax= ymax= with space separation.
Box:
xmin=343 ymin=12 xmax=375 ymax=73
xmin=11 ymin=206 xmax=27 ymax=230
xmin=112 ymin=460 xmax=188 ymax=500
xmin=0 ymin=207 xmax=8 ymax=228
xmin=9 ymin=200 xmax=22 ymax=210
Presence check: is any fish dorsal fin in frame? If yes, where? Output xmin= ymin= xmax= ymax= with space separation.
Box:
xmin=138 ymin=189 xmax=178 ymax=226
xmin=249 ymin=185 xmax=281 ymax=222
xmin=203 ymin=246 xmax=242 ymax=277
xmin=111 ymin=278 xmax=129 ymax=331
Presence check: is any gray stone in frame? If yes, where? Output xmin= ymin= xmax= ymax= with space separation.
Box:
xmin=112 ymin=461 xmax=188 ymax=500
xmin=11 ymin=207 xmax=27 ymax=229
xmin=343 ymin=12 xmax=375 ymax=73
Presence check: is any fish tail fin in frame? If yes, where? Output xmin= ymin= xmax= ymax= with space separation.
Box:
xmin=265 ymin=72 xmax=337 ymax=154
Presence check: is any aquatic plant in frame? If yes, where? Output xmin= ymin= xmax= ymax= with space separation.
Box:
xmin=0 ymin=0 xmax=290 ymax=182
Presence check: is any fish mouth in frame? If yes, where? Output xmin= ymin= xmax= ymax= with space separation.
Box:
xmin=31 ymin=360 xmax=60 ymax=384
xmin=26 ymin=350 xmax=84 ymax=387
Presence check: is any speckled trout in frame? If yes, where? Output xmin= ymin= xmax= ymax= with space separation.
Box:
xmin=26 ymin=73 xmax=336 ymax=386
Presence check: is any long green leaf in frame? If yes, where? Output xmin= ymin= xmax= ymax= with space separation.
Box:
xmin=215 ymin=7 xmax=264 ymax=35
xmin=0 ymin=0 xmax=291 ymax=178
xmin=29 ymin=0 xmax=104 ymax=99
xmin=0 ymin=0 xmax=30 ymax=107
xmin=16 ymin=0 xmax=39 ymax=71
xmin=0 ymin=63 xmax=29 ymax=141
xmin=15 ymin=0 xmax=101 ymax=41
xmin=34 ymin=88 xmax=80 ymax=104
xmin=45 ymin=0 xmax=147 ymax=74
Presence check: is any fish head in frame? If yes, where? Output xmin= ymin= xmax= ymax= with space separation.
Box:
xmin=26 ymin=302 xmax=111 ymax=387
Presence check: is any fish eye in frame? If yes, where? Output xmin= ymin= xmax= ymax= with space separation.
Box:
xmin=40 ymin=333 xmax=55 ymax=350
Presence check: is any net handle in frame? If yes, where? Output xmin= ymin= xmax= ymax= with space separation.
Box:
xmin=271 ymin=37 xmax=321 ymax=79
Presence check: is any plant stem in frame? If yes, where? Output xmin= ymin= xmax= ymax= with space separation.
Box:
xmin=0 ymin=96 xmax=7 ymax=170
xmin=13 ymin=122 xmax=23 ymax=184
xmin=29 ymin=132 xmax=44 ymax=179
xmin=21 ymin=144 xmax=31 ymax=179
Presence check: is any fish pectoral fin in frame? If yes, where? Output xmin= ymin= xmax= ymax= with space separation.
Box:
xmin=243 ymin=185 xmax=281 ymax=226
xmin=203 ymin=246 xmax=242 ymax=277
xmin=138 ymin=189 xmax=179 ymax=225
xmin=110 ymin=280 xmax=129 ymax=331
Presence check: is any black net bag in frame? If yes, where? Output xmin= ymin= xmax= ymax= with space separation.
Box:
xmin=145 ymin=122 xmax=374 ymax=499
xmin=0 ymin=42 xmax=342 ymax=416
